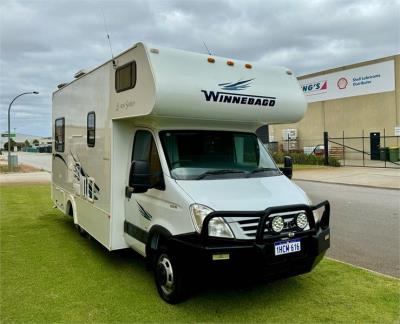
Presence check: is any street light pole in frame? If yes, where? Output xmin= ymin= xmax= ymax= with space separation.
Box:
xmin=8 ymin=91 xmax=39 ymax=170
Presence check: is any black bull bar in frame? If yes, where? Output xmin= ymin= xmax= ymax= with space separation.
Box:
xmin=200 ymin=200 xmax=330 ymax=243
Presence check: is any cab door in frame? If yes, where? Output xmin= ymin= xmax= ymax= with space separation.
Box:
xmin=124 ymin=129 xmax=163 ymax=255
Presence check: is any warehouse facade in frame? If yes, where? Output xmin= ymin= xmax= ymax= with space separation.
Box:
xmin=269 ymin=55 xmax=399 ymax=160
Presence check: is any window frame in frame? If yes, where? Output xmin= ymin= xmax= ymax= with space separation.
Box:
xmin=54 ymin=117 xmax=65 ymax=152
xmin=115 ymin=61 xmax=137 ymax=93
xmin=87 ymin=111 xmax=96 ymax=147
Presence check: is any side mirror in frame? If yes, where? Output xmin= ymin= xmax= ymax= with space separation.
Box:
xmin=280 ymin=156 xmax=293 ymax=179
xmin=127 ymin=160 xmax=151 ymax=196
xmin=125 ymin=160 xmax=165 ymax=198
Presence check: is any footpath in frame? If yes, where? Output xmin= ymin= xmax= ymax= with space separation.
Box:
xmin=0 ymin=171 xmax=51 ymax=185
xmin=0 ymin=166 xmax=399 ymax=189
xmin=293 ymin=166 xmax=400 ymax=190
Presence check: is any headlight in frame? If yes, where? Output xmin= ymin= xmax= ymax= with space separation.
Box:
xmin=189 ymin=204 xmax=234 ymax=238
xmin=190 ymin=204 xmax=214 ymax=233
xmin=271 ymin=216 xmax=284 ymax=233
xmin=296 ymin=213 xmax=308 ymax=229
xmin=208 ymin=217 xmax=234 ymax=238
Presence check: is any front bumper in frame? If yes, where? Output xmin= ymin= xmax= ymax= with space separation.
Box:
xmin=170 ymin=201 xmax=330 ymax=279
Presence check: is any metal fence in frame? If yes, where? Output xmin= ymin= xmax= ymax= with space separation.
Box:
xmin=323 ymin=130 xmax=400 ymax=168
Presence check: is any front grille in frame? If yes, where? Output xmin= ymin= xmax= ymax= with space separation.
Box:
xmin=236 ymin=212 xmax=310 ymax=239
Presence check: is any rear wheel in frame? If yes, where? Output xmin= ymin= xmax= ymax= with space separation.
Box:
xmin=154 ymin=247 xmax=188 ymax=304
xmin=74 ymin=223 xmax=89 ymax=238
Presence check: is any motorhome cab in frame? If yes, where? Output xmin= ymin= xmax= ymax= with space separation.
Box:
xmin=52 ymin=43 xmax=330 ymax=303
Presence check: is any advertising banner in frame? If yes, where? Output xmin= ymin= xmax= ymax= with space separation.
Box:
xmin=299 ymin=60 xmax=395 ymax=103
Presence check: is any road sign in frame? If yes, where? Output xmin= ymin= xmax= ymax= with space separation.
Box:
xmin=1 ymin=133 xmax=16 ymax=138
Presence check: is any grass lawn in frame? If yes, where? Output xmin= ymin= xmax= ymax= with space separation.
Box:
xmin=1 ymin=185 xmax=399 ymax=323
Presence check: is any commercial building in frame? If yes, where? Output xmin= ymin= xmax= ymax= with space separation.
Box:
xmin=269 ymin=55 xmax=399 ymax=162
xmin=0 ymin=132 xmax=51 ymax=151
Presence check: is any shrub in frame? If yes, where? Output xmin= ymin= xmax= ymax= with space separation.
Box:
xmin=272 ymin=151 xmax=340 ymax=167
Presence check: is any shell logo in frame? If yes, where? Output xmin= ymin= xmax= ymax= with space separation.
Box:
xmin=337 ymin=77 xmax=348 ymax=89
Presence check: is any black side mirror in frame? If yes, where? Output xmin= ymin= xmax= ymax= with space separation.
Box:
xmin=280 ymin=156 xmax=293 ymax=179
xmin=126 ymin=160 xmax=151 ymax=197
xmin=125 ymin=160 xmax=165 ymax=198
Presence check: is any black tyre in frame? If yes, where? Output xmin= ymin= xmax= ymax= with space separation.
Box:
xmin=154 ymin=247 xmax=188 ymax=304
xmin=75 ymin=224 xmax=89 ymax=238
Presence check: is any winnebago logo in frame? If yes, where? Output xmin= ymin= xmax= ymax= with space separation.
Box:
xmin=201 ymin=78 xmax=276 ymax=107
xmin=218 ymin=78 xmax=255 ymax=90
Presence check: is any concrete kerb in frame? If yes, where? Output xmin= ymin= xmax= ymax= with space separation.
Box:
xmin=294 ymin=178 xmax=400 ymax=191
xmin=326 ymin=257 xmax=399 ymax=280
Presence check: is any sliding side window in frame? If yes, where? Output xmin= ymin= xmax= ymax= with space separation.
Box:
xmin=115 ymin=61 xmax=137 ymax=93
xmin=87 ymin=111 xmax=95 ymax=147
xmin=54 ymin=117 xmax=65 ymax=152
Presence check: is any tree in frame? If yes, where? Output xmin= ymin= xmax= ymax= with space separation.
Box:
xmin=32 ymin=139 xmax=39 ymax=146
xmin=24 ymin=139 xmax=30 ymax=147
xmin=3 ymin=138 xmax=16 ymax=150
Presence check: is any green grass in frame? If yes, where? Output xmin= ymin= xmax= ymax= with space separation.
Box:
xmin=1 ymin=185 xmax=399 ymax=323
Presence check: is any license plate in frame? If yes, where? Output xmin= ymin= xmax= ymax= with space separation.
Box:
xmin=274 ymin=239 xmax=301 ymax=256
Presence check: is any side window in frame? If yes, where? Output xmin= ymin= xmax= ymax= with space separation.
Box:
xmin=132 ymin=130 xmax=162 ymax=176
xmin=234 ymin=134 xmax=259 ymax=166
xmin=87 ymin=111 xmax=95 ymax=147
xmin=115 ymin=61 xmax=137 ymax=93
xmin=55 ymin=118 xmax=65 ymax=152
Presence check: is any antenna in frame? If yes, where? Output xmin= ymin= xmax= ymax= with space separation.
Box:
xmin=102 ymin=9 xmax=116 ymax=69
xmin=202 ymin=41 xmax=212 ymax=56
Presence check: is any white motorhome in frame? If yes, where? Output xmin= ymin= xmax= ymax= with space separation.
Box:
xmin=52 ymin=42 xmax=330 ymax=303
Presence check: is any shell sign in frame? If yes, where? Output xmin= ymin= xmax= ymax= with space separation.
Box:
xmin=299 ymin=60 xmax=395 ymax=103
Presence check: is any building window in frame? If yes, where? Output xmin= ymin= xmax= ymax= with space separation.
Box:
xmin=115 ymin=61 xmax=136 ymax=93
xmin=55 ymin=117 xmax=65 ymax=152
xmin=87 ymin=111 xmax=95 ymax=147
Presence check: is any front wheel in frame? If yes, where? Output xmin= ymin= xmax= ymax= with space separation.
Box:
xmin=154 ymin=247 xmax=188 ymax=304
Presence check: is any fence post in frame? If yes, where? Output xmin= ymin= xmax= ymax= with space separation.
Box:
xmin=362 ymin=129 xmax=365 ymax=167
xmin=342 ymin=131 xmax=345 ymax=166
xmin=324 ymin=131 xmax=329 ymax=166
xmin=384 ymin=128 xmax=386 ymax=168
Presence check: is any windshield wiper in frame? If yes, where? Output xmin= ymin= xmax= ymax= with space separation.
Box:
xmin=247 ymin=167 xmax=277 ymax=177
xmin=196 ymin=169 xmax=246 ymax=180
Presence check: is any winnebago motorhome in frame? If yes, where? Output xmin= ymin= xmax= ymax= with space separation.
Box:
xmin=52 ymin=42 xmax=330 ymax=303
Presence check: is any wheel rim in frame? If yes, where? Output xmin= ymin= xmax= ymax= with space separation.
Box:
xmin=156 ymin=253 xmax=174 ymax=296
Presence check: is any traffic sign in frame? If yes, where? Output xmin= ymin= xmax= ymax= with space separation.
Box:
xmin=1 ymin=133 xmax=16 ymax=138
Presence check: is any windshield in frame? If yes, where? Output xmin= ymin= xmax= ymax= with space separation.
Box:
xmin=159 ymin=130 xmax=280 ymax=180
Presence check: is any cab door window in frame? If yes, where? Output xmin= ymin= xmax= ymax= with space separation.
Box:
xmin=132 ymin=130 xmax=163 ymax=189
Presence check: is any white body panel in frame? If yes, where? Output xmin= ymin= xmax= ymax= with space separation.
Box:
xmin=52 ymin=42 xmax=308 ymax=254
xmin=176 ymin=176 xmax=308 ymax=211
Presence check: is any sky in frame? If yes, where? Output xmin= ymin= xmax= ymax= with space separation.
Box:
xmin=0 ymin=0 xmax=399 ymax=137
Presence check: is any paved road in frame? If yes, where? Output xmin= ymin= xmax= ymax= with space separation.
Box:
xmin=296 ymin=180 xmax=400 ymax=278
xmin=16 ymin=152 xmax=51 ymax=172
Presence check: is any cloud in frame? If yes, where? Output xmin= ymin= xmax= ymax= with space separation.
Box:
xmin=0 ymin=0 xmax=399 ymax=136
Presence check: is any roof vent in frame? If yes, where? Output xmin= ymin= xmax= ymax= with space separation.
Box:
xmin=57 ymin=83 xmax=68 ymax=89
xmin=74 ymin=69 xmax=87 ymax=79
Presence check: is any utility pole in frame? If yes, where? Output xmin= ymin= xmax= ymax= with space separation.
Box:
xmin=8 ymin=91 xmax=39 ymax=170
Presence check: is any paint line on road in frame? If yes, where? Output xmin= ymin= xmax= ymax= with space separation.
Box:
xmin=326 ymin=257 xmax=399 ymax=280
